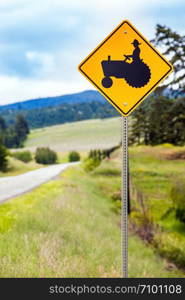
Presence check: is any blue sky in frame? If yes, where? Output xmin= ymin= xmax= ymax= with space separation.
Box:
xmin=0 ymin=0 xmax=184 ymax=104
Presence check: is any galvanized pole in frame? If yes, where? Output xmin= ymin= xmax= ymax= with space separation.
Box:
xmin=121 ymin=116 xmax=128 ymax=278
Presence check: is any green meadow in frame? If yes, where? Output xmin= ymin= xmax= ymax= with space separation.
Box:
xmin=25 ymin=117 xmax=121 ymax=152
xmin=0 ymin=118 xmax=185 ymax=277
xmin=0 ymin=153 xmax=184 ymax=277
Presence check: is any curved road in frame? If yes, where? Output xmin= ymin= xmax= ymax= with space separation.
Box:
xmin=0 ymin=162 xmax=78 ymax=204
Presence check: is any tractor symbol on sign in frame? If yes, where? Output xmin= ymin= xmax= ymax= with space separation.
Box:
xmin=101 ymin=39 xmax=151 ymax=88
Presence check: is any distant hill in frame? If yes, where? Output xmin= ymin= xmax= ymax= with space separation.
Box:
xmin=0 ymin=90 xmax=118 ymax=129
xmin=0 ymin=90 xmax=105 ymax=111
xmin=0 ymin=88 xmax=177 ymax=129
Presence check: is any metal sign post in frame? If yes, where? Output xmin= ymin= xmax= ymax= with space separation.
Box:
xmin=122 ymin=116 xmax=128 ymax=277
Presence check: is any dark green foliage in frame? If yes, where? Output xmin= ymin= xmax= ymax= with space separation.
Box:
xmin=0 ymin=115 xmax=30 ymax=148
xmin=68 ymin=151 xmax=80 ymax=162
xmin=3 ymin=127 xmax=20 ymax=148
xmin=0 ymin=116 xmax=6 ymax=131
xmin=102 ymin=144 xmax=121 ymax=159
xmin=88 ymin=145 xmax=120 ymax=161
xmin=171 ymin=182 xmax=185 ymax=223
xmin=12 ymin=150 xmax=32 ymax=163
xmin=130 ymin=96 xmax=185 ymax=146
xmin=128 ymin=24 xmax=185 ymax=146
xmin=35 ymin=147 xmax=58 ymax=165
xmin=1 ymin=101 xmax=118 ymax=129
xmin=0 ymin=138 xmax=8 ymax=172
xmin=88 ymin=149 xmax=102 ymax=160
xmin=14 ymin=115 xmax=29 ymax=144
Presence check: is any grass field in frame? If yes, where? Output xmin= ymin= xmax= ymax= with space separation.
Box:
xmin=0 ymin=163 xmax=121 ymax=277
xmin=1 ymin=118 xmax=185 ymax=277
xmin=0 ymin=147 xmax=184 ymax=277
xmin=25 ymin=117 xmax=121 ymax=152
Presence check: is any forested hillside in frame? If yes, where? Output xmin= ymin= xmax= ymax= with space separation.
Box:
xmin=0 ymin=90 xmax=119 ymax=128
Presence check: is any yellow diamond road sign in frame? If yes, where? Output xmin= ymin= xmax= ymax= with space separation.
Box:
xmin=78 ymin=20 xmax=173 ymax=116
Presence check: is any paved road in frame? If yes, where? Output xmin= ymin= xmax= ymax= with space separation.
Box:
xmin=0 ymin=162 xmax=78 ymax=204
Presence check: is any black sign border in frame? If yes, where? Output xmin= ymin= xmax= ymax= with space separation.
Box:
xmin=78 ymin=20 xmax=173 ymax=116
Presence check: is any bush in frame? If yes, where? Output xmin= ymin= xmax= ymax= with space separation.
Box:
xmin=83 ymin=157 xmax=101 ymax=172
xmin=12 ymin=150 xmax=32 ymax=163
xmin=68 ymin=151 xmax=80 ymax=162
xmin=0 ymin=142 xmax=8 ymax=172
xmin=171 ymin=182 xmax=185 ymax=223
xmin=35 ymin=147 xmax=58 ymax=165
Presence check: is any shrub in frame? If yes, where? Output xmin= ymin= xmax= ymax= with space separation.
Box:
xmin=83 ymin=157 xmax=101 ymax=172
xmin=68 ymin=151 xmax=80 ymax=162
xmin=35 ymin=147 xmax=58 ymax=165
xmin=171 ymin=182 xmax=185 ymax=223
xmin=12 ymin=150 xmax=32 ymax=163
xmin=0 ymin=142 xmax=8 ymax=172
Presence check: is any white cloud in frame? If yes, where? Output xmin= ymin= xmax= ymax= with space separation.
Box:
xmin=26 ymin=51 xmax=56 ymax=75
xmin=0 ymin=0 xmax=184 ymax=105
xmin=0 ymin=75 xmax=92 ymax=104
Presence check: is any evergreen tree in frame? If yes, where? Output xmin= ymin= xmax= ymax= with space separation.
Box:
xmin=167 ymin=97 xmax=185 ymax=145
xmin=3 ymin=127 xmax=20 ymax=148
xmin=14 ymin=114 xmax=30 ymax=145
xmin=0 ymin=138 xmax=8 ymax=172
xmin=130 ymin=105 xmax=149 ymax=145
xmin=0 ymin=116 xmax=6 ymax=131
xmin=152 ymin=24 xmax=185 ymax=95
xmin=147 ymin=97 xmax=173 ymax=145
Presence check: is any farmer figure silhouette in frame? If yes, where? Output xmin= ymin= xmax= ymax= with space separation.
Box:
xmin=101 ymin=39 xmax=151 ymax=88
xmin=124 ymin=39 xmax=141 ymax=63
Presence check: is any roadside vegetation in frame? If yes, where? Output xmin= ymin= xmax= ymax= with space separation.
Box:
xmin=0 ymin=149 xmax=184 ymax=277
xmin=0 ymin=164 xmax=121 ymax=277
xmin=129 ymin=146 xmax=185 ymax=273
xmin=0 ymin=156 xmax=41 ymax=178
xmin=12 ymin=150 xmax=32 ymax=163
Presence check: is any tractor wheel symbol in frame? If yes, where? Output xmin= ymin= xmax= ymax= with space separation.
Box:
xmin=102 ymin=77 xmax=113 ymax=88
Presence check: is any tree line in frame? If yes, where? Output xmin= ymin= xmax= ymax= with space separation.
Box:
xmin=130 ymin=95 xmax=185 ymax=146
xmin=1 ymin=101 xmax=119 ymax=129
xmin=130 ymin=22 xmax=185 ymax=146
